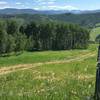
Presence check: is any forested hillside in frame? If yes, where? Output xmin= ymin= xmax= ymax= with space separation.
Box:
xmin=0 ymin=12 xmax=100 ymax=28
xmin=49 ymin=13 xmax=100 ymax=28
xmin=0 ymin=18 xmax=89 ymax=56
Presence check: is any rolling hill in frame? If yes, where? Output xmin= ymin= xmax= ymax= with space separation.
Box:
xmin=90 ymin=23 xmax=100 ymax=41
xmin=0 ymin=9 xmax=100 ymax=27
xmin=0 ymin=8 xmax=82 ymax=15
xmin=0 ymin=8 xmax=100 ymax=15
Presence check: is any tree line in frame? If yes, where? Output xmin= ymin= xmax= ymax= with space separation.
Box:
xmin=0 ymin=18 xmax=90 ymax=56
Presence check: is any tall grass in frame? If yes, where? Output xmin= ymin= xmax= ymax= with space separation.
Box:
xmin=0 ymin=44 xmax=97 ymax=100
xmin=0 ymin=55 xmax=96 ymax=100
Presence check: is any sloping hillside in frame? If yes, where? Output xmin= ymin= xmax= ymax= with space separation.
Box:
xmin=90 ymin=23 xmax=100 ymax=41
xmin=1 ymin=12 xmax=100 ymax=27
xmin=49 ymin=13 xmax=100 ymax=27
xmin=0 ymin=44 xmax=97 ymax=99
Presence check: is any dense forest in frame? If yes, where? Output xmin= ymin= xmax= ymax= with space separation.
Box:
xmin=0 ymin=18 xmax=89 ymax=56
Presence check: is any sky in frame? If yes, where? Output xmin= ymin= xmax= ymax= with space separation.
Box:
xmin=0 ymin=0 xmax=99 ymax=10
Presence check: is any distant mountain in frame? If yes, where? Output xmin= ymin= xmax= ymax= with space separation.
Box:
xmin=0 ymin=8 xmax=75 ymax=15
xmin=0 ymin=8 xmax=40 ymax=14
xmin=0 ymin=8 xmax=100 ymax=15
xmin=1 ymin=8 xmax=100 ymax=28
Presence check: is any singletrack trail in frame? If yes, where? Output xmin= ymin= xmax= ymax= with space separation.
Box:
xmin=0 ymin=52 xmax=96 ymax=75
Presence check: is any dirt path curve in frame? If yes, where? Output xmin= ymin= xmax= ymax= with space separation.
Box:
xmin=0 ymin=52 xmax=96 ymax=75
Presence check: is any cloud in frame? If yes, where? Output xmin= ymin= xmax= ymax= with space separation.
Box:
xmin=16 ymin=2 xmax=22 ymax=5
xmin=47 ymin=1 xmax=55 ymax=4
xmin=0 ymin=0 xmax=78 ymax=10
xmin=34 ymin=5 xmax=78 ymax=10
xmin=41 ymin=1 xmax=55 ymax=5
xmin=37 ymin=0 xmax=56 ymax=2
xmin=33 ymin=0 xmax=78 ymax=10
xmin=0 ymin=1 xmax=7 ymax=5
xmin=33 ymin=7 xmax=40 ymax=10
xmin=0 ymin=1 xmax=10 ymax=9
xmin=0 ymin=1 xmax=25 ymax=9
xmin=48 ymin=5 xmax=78 ymax=10
xmin=36 ymin=0 xmax=56 ymax=4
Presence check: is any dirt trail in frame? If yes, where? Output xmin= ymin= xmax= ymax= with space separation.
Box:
xmin=0 ymin=52 xmax=96 ymax=75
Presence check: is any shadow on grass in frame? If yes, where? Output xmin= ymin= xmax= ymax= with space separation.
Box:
xmin=0 ymin=52 xmax=23 ymax=57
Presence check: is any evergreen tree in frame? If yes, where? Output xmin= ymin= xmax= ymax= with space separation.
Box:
xmin=6 ymin=34 xmax=15 ymax=53
xmin=14 ymin=33 xmax=27 ymax=53
xmin=0 ymin=30 xmax=8 ymax=55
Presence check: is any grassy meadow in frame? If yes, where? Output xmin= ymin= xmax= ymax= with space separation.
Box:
xmin=0 ymin=44 xmax=98 ymax=100
xmin=90 ymin=24 xmax=100 ymax=41
xmin=0 ymin=44 xmax=97 ymax=67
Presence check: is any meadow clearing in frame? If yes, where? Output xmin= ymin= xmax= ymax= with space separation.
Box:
xmin=0 ymin=44 xmax=98 ymax=100
xmin=90 ymin=24 xmax=100 ymax=41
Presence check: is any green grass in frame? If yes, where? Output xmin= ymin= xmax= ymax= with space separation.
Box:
xmin=0 ymin=44 xmax=97 ymax=67
xmin=90 ymin=26 xmax=100 ymax=41
xmin=0 ymin=54 xmax=96 ymax=100
xmin=0 ymin=44 xmax=98 ymax=100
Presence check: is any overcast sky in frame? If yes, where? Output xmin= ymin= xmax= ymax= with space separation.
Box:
xmin=0 ymin=0 xmax=99 ymax=10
